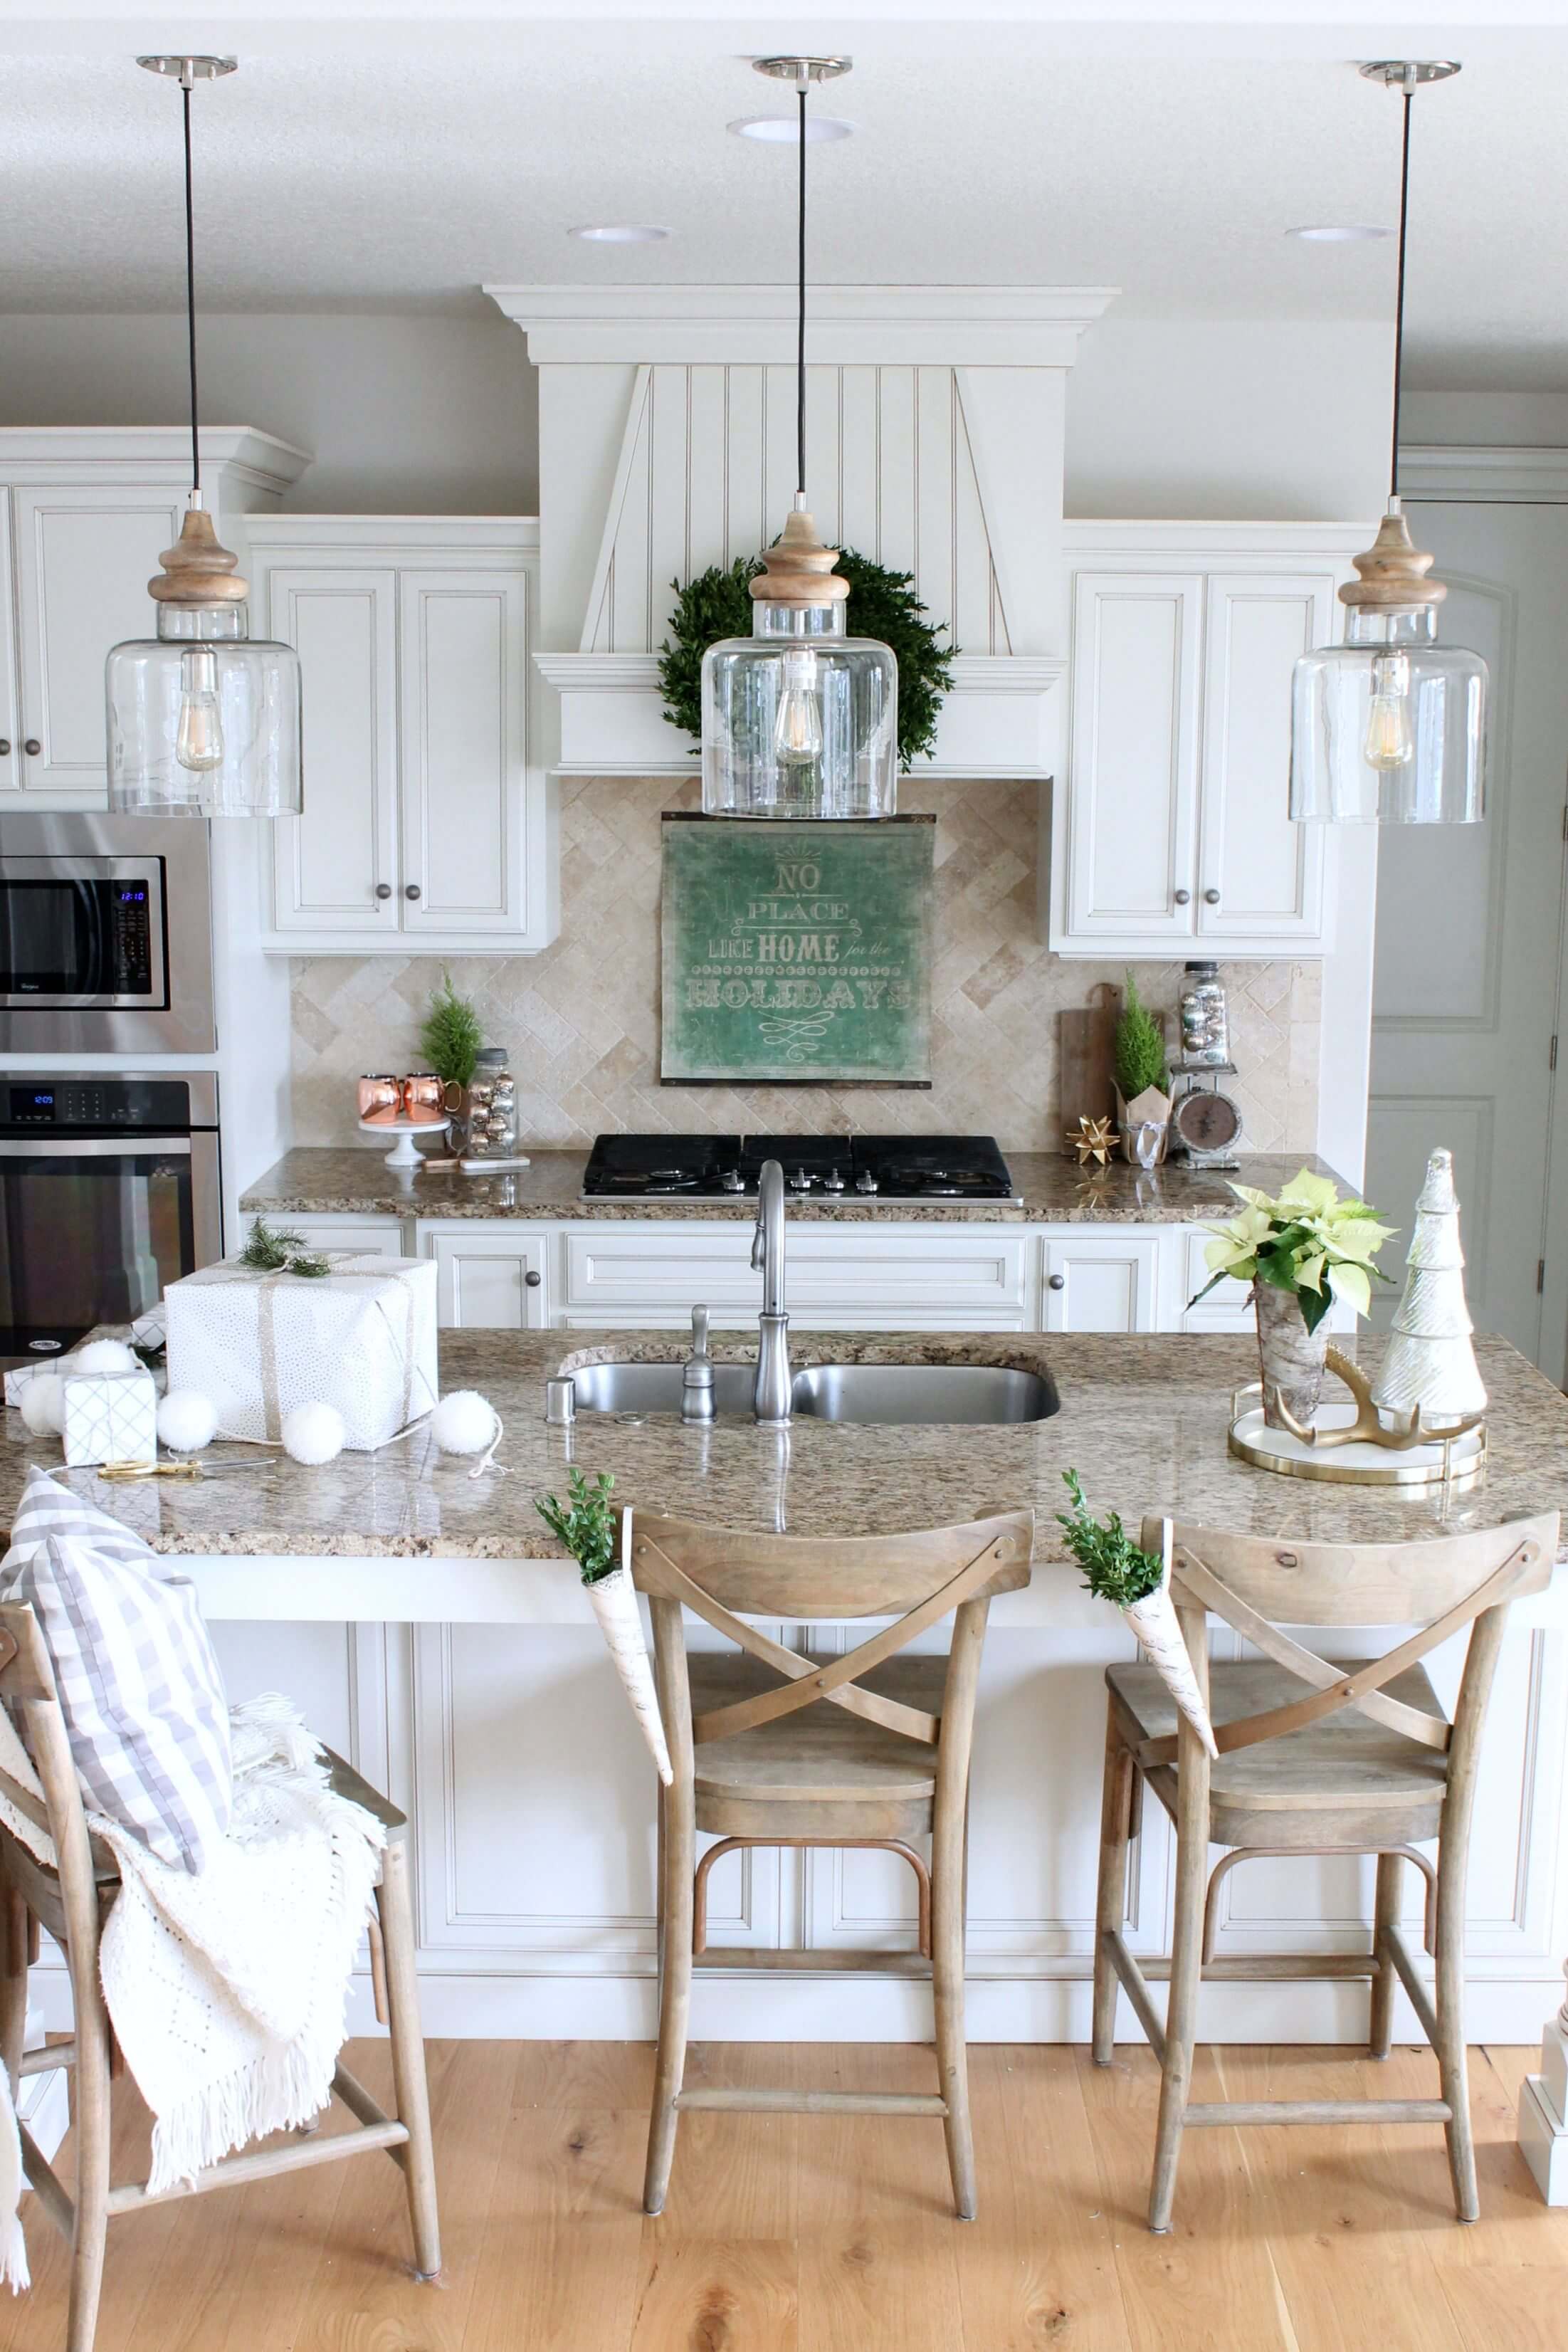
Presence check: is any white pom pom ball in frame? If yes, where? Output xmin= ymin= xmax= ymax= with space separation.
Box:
xmin=280 ymin=1402 xmax=346 ymax=1466
xmin=431 ymin=1390 xmax=500 ymax=1456
xmin=19 ymin=1375 xmax=65 ymax=1437
xmin=72 ymin=1338 xmax=137 ymax=1375
xmin=157 ymin=1390 xmax=219 ymax=1454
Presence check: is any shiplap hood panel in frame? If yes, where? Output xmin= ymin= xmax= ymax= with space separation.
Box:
xmin=486 ymin=285 xmax=1117 ymax=777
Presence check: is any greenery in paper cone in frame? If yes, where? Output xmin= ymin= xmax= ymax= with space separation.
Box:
xmin=658 ymin=549 xmax=956 ymax=770
xmin=535 ymin=1467 xmax=619 ymax=1586
xmin=419 ymin=969 xmax=483 ymax=1091
xmin=1189 ymin=1167 xmax=1396 ymax=1334
xmin=236 ymin=1217 xmax=330 ymax=1280
xmin=1113 ymin=970 xmax=1169 ymax=1101
xmin=1056 ymin=1471 xmax=1162 ymax=1607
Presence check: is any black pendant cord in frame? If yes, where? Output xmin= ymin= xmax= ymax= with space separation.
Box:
xmin=796 ymin=80 xmax=807 ymax=500
xmin=1389 ymin=83 xmax=1413 ymax=503
xmin=182 ymin=80 xmax=201 ymax=496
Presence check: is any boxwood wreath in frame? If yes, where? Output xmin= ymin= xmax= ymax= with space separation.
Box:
xmin=658 ymin=550 xmax=956 ymax=771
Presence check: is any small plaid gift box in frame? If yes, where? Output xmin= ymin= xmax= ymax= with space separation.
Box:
xmin=61 ymin=1367 xmax=158 ymax=1468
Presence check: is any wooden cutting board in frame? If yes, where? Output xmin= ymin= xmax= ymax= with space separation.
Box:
xmin=1058 ymin=985 xmax=1121 ymax=1149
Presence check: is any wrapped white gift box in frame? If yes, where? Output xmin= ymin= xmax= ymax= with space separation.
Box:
xmin=62 ymin=1367 xmax=158 ymax=1467
xmin=164 ymin=1253 xmax=438 ymax=1451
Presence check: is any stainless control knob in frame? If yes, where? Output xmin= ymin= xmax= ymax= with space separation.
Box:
xmin=824 ymin=1167 xmax=845 ymax=1192
xmin=1173 ymin=888 xmax=1191 ymax=906
xmin=788 ymin=1170 xmax=814 ymax=1192
xmin=855 ymin=1171 xmax=878 ymax=1194
xmin=720 ymin=1168 xmax=745 ymax=1192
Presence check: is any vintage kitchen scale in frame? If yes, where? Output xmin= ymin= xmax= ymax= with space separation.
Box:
xmin=1169 ymin=1059 xmax=1243 ymax=1168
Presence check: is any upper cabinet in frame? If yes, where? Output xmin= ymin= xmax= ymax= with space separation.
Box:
xmin=248 ymin=519 xmax=556 ymax=955
xmin=1048 ymin=525 xmax=1361 ymax=958
xmin=0 ymin=429 xmax=308 ymax=809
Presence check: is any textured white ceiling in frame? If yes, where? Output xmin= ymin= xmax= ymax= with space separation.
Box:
xmin=0 ymin=15 xmax=1563 ymax=384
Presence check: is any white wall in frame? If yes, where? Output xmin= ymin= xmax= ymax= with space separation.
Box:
xmin=1065 ymin=318 xmax=1391 ymax=521
xmin=0 ymin=310 xmax=537 ymax=513
xmin=1402 ymin=388 xmax=1568 ymax=446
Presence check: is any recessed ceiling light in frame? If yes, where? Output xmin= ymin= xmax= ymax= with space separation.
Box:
xmin=567 ymin=224 xmax=670 ymax=243
xmin=1285 ymin=224 xmax=1394 ymax=243
xmin=728 ymin=115 xmax=856 ymax=144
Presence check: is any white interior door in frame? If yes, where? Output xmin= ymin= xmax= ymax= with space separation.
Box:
xmin=397 ymin=569 xmax=526 ymax=935
xmin=1065 ymin=573 xmax=1201 ymax=941
xmin=267 ymin=567 xmax=399 ymax=935
xmin=1198 ymin=572 xmax=1333 ymax=943
xmin=1367 ymin=498 xmax=1568 ymax=1373
xmin=11 ymin=485 xmax=184 ymax=800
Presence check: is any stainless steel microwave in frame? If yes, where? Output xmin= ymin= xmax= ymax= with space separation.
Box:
xmin=0 ymin=814 xmax=215 ymax=1054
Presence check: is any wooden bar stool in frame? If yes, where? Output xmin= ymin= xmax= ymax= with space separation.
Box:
xmin=1091 ymin=1511 xmax=1558 ymax=2233
xmin=0 ymin=1601 xmax=441 ymax=2352
xmin=626 ymin=1506 xmax=1033 ymax=2220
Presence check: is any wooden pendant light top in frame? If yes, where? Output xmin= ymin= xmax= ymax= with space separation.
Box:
xmin=148 ymin=503 xmax=250 ymax=607
xmin=749 ymin=507 xmax=851 ymax=610
xmin=1338 ymin=500 xmax=1447 ymax=611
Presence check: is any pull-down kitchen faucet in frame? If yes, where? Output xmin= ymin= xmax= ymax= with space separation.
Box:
xmin=752 ymin=1157 xmax=792 ymax=1422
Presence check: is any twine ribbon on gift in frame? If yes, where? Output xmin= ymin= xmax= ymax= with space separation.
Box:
xmin=191 ymin=1253 xmax=438 ymax=1446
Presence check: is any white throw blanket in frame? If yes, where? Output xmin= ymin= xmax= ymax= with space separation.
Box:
xmin=0 ymin=1691 xmax=385 ymax=2282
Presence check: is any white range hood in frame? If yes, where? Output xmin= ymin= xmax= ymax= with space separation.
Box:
xmin=485 ymin=283 xmax=1116 ymax=779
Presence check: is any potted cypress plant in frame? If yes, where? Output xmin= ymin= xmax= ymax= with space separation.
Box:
xmin=1113 ymin=972 xmax=1172 ymax=1164
xmin=418 ymin=970 xmax=484 ymax=1154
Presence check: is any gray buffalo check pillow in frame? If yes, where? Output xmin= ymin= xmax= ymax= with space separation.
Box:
xmin=0 ymin=1468 xmax=232 ymax=1873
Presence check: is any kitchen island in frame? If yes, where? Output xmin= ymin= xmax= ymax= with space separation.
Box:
xmin=5 ymin=1327 xmax=1565 ymax=2052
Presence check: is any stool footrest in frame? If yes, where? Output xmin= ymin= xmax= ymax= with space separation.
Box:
xmin=695 ymin=1944 xmax=932 ymax=1976
xmin=675 ymin=2087 xmax=948 ymax=2119
xmin=1182 ymin=2099 xmax=1452 ymax=2128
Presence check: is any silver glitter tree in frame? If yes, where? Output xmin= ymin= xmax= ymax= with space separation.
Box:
xmin=1370 ymin=1148 xmax=1488 ymax=1427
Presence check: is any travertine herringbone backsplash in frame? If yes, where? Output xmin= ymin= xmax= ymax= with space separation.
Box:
xmin=289 ymin=776 xmax=1321 ymax=1153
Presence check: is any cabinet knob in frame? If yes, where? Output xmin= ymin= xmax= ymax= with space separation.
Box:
xmin=404 ymin=883 xmax=421 ymax=901
xmin=1048 ymin=1273 xmax=1065 ymax=1291
xmin=1173 ymin=888 xmax=1191 ymax=906
xmin=0 ymin=740 xmax=9 ymax=757
xmin=374 ymin=883 xmax=393 ymax=901
xmin=23 ymin=739 xmax=40 ymax=758
xmin=525 ymin=1270 xmax=542 ymax=1288
xmin=1204 ymin=887 xmax=1221 ymax=905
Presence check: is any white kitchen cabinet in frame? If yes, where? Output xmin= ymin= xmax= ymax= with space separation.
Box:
xmin=1050 ymin=525 xmax=1360 ymax=958
xmin=240 ymin=1213 xmax=408 ymax=1260
xmin=0 ymin=431 xmax=307 ymax=809
xmin=424 ymin=1227 xmax=550 ymax=1329
xmin=249 ymin=519 xmax=554 ymax=955
xmin=1042 ymin=1232 xmax=1159 ymax=1333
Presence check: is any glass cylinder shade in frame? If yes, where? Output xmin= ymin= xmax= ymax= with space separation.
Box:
xmin=106 ymin=604 xmax=302 ymax=818
xmin=1289 ymin=607 xmax=1485 ymax=826
xmin=701 ymin=603 xmax=898 ymax=819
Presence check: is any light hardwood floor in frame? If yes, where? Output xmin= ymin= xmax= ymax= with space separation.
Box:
xmin=3 ymin=2038 xmax=1563 ymax=2351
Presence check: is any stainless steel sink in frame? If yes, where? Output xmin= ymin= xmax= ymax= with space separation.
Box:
xmin=789 ymin=1363 xmax=1058 ymax=1425
xmin=567 ymin=1358 xmax=1058 ymax=1425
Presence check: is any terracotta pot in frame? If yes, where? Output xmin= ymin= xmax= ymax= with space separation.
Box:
xmin=1254 ymin=1282 xmax=1329 ymax=1432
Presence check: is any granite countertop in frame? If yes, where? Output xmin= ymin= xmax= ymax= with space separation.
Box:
xmin=8 ymin=1330 xmax=1564 ymax=1564
xmin=239 ymin=1148 xmax=1350 ymax=1227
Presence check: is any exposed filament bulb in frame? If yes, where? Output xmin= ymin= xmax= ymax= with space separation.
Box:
xmin=1363 ymin=649 xmax=1414 ymax=772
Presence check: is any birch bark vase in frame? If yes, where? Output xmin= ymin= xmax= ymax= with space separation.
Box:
xmin=1254 ymin=1281 xmax=1328 ymax=1430
xmin=585 ymin=1511 xmax=673 ymax=1786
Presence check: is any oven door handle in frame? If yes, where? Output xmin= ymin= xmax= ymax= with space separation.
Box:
xmin=0 ymin=1135 xmax=193 ymax=1157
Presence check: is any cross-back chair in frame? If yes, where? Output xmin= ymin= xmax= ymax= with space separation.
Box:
xmin=1093 ymin=1510 xmax=1557 ymax=2233
xmin=626 ymin=1505 xmax=1033 ymax=2220
xmin=0 ymin=1599 xmax=441 ymax=2352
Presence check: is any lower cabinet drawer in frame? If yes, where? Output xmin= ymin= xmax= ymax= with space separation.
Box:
xmin=562 ymin=1225 xmax=1031 ymax=1325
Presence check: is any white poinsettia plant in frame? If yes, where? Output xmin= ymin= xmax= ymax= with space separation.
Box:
xmin=1190 ymin=1166 xmax=1397 ymax=1333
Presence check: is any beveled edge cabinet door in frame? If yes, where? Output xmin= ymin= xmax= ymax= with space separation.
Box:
xmin=1063 ymin=572 xmax=1203 ymax=943
xmin=1042 ymin=1230 xmax=1161 ymax=1333
xmin=397 ymin=569 xmax=528 ymax=936
xmin=11 ymin=484 xmax=184 ymax=802
xmin=267 ymin=568 xmax=399 ymax=934
xmin=1197 ymin=572 xmax=1334 ymax=944
xmin=424 ymin=1226 xmax=549 ymax=1328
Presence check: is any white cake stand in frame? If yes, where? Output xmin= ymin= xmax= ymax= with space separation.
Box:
xmin=358 ymin=1114 xmax=449 ymax=1170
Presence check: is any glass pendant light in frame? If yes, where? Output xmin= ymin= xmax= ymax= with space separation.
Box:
xmin=701 ymin=56 xmax=898 ymax=819
xmin=1290 ymin=61 xmax=1485 ymax=826
xmin=107 ymin=56 xmax=302 ymax=819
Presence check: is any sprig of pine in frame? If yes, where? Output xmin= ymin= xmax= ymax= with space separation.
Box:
xmin=1056 ymin=1469 xmax=1163 ymax=1607
xmin=534 ymin=1467 xmax=619 ymax=1586
xmin=237 ymin=1217 xmax=331 ymax=1280
xmin=419 ymin=969 xmax=484 ymax=1091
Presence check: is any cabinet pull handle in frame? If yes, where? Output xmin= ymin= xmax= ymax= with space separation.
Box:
xmin=404 ymin=883 xmax=421 ymax=901
xmin=1173 ymin=888 xmax=1191 ymax=906
xmin=374 ymin=883 xmax=393 ymax=901
xmin=1204 ymin=887 xmax=1221 ymax=905
xmin=23 ymin=739 xmax=40 ymax=758
xmin=525 ymin=1270 xmax=542 ymax=1288
xmin=1048 ymin=1273 xmax=1065 ymax=1291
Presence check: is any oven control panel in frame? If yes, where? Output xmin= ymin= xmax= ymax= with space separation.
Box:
xmin=4 ymin=1079 xmax=196 ymax=1133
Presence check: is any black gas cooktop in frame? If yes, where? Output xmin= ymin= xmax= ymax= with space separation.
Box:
xmin=582 ymin=1133 xmax=1018 ymax=1203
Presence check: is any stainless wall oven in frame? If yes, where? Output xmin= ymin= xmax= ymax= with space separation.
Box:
xmin=0 ymin=814 xmax=215 ymax=1054
xmin=0 ymin=1073 xmax=221 ymax=1366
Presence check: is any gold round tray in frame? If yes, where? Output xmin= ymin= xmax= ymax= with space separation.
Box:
xmin=1228 ymin=1398 xmax=1487 ymax=1490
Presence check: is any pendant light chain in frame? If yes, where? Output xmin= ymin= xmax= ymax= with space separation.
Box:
xmin=796 ymin=78 xmax=807 ymax=500
xmin=181 ymin=77 xmax=201 ymax=496
xmin=1389 ymin=79 xmax=1414 ymax=503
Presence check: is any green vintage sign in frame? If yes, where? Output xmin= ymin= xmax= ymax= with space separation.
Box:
xmin=661 ymin=815 xmax=935 ymax=1085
